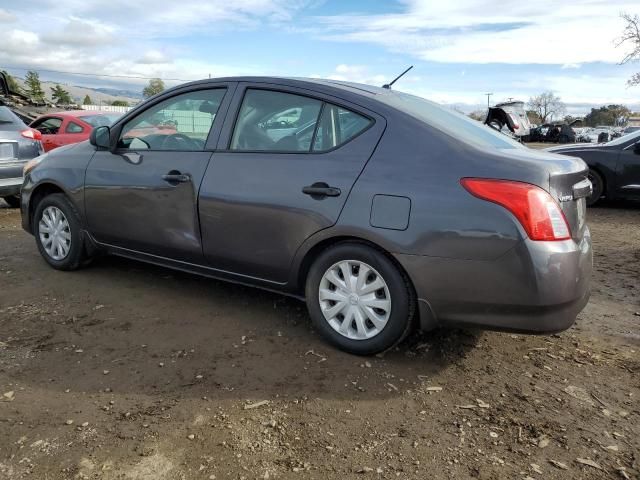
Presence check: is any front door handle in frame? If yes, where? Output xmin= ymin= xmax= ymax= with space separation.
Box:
xmin=302 ymin=182 xmax=341 ymax=198
xmin=162 ymin=171 xmax=191 ymax=184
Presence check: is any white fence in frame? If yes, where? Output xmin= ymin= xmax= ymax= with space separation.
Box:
xmin=81 ymin=105 xmax=132 ymax=113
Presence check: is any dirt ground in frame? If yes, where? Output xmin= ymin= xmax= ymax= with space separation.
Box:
xmin=0 ymin=199 xmax=638 ymax=480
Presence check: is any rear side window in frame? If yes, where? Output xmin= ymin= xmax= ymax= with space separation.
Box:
xmin=66 ymin=121 xmax=84 ymax=133
xmin=313 ymin=104 xmax=371 ymax=152
xmin=230 ymin=89 xmax=372 ymax=153
xmin=231 ymin=90 xmax=322 ymax=152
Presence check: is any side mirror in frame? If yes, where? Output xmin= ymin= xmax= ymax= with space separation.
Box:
xmin=90 ymin=125 xmax=111 ymax=149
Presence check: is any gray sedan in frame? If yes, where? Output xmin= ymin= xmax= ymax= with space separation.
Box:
xmin=20 ymin=77 xmax=592 ymax=354
xmin=0 ymin=106 xmax=43 ymax=207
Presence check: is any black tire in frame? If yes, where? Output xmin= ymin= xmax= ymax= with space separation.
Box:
xmin=305 ymin=243 xmax=415 ymax=355
xmin=587 ymin=169 xmax=604 ymax=206
xmin=33 ymin=193 xmax=87 ymax=270
xmin=2 ymin=195 xmax=20 ymax=208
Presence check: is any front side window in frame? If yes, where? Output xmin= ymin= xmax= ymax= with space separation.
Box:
xmin=32 ymin=117 xmax=63 ymax=135
xmin=118 ymin=89 xmax=226 ymax=151
xmin=66 ymin=121 xmax=84 ymax=133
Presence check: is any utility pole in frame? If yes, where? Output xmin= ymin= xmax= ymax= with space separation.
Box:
xmin=485 ymin=93 xmax=493 ymax=108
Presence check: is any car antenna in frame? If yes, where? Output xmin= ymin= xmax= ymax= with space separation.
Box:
xmin=382 ymin=66 xmax=413 ymax=89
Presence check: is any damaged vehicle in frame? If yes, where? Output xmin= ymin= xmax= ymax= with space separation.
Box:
xmin=20 ymin=77 xmax=592 ymax=355
xmin=485 ymin=101 xmax=531 ymax=140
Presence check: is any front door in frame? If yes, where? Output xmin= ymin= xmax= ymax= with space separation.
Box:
xmin=84 ymin=84 xmax=234 ymax=263
xmin=199 ymin=84 xmax=385 ymax=283
xmin=30 ymin=116 xmax=64 ymax=152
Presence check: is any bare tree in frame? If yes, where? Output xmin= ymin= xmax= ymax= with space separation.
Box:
xmin=617 ymin=12 xmax=640 ymax=86
xmin=527 ymin=91 xmax=566 ymax=124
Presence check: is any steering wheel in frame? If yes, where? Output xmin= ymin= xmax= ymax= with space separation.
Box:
xmin=161 ymin=133 xmax=199 ymax=150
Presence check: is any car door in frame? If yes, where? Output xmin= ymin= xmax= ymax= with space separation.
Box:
xmin=199 ymin=83 xmax=385 ymax=283
xmin=30 ymin=116 xmax=64 ymax=152
xmin=617 ymin=134 xmax=640 ymax=198
xmin=84 ymin=83 xmax=235 ymax=263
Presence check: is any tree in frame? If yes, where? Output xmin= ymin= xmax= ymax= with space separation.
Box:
xmin=527 ymin=91 xmax=566 ymax=124
xmin=110 ymin=100 xmax=129 ymax=107
xmin=83 ymin=94 xmax=93 ymax=105
xmin=24 ymin=71 xmax=45 ymax=102
xmin=0 ymin=70 xmax=20 ymax=93
xmin=143 ymin=78 xmax=165 ymax=98
xmin=617 ymin=12 xmax=640 ymax=86
xmin=526 ymin=110 xmax=543 ymax=125
xmin=584 ymin=105 xmax=631 ymax=127
xmin=50 ymin=84 xmax=73 ymax=105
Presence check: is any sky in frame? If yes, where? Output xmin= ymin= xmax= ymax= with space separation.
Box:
xmin=1 ymin=0 xmax=639 ymax=115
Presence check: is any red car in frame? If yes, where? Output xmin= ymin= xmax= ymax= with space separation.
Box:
xmin=30 ymin=110 xmax=121 ymax=152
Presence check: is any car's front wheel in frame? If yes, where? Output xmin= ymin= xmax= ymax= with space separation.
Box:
xmin=33 ymin=193 xmax=87 ymax=270
xmin=2 ymin=195 xmax=20 ymax=208
xmin=305 ymin=243 xmax=415 ymax=355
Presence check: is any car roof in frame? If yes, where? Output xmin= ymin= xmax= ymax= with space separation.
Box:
xmin=173 ymin=76 xmax=390 ymax=100
xmin=48 ymin=110 xmax=115 ymax=117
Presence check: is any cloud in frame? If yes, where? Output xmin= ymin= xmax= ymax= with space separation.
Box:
xmin=40 ymin=18 xmax=114 ymax=47
xmin=137 ymin=50 xmax=173 ymax=65
xmin=312 ymin=0 xmax=640 ymax=65
xmin=0 ymin=8 xmax=16 ymax=22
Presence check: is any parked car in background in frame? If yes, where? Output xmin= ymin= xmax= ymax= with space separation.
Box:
xmin=0 ymin=106 xmax=43 ymax=207
xmin=485 ymin=101 xmax=531 ymax=139
xmin=547 ymin=129 xmax=640 ymax=205
xmin=622 ymin=125 xmax=640 ymax=136
xmin=29 ymin=111 xmax=121 ymax=152
xmin=20 ymin=77 xmax=592 ymax=355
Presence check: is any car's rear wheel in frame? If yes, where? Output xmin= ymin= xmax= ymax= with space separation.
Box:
xmin=2 ymin=195 xmax=20 ymax=208
xmin=305 ymin=243 xmax=414 ymax=355
xmin=33 ymin=193 xmax=87 ymax=270
xmin=587 ymin=169 xmax=604 ymax=206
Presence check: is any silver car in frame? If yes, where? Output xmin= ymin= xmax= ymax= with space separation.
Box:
xmin=0 ymin=106 xmax=43 ymax=207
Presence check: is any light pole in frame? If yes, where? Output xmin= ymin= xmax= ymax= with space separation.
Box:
xmin=485 ymin=93 xmax=493 ymax=108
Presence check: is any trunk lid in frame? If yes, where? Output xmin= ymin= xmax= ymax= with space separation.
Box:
xmin=548 ymin=163 xmax=590 ymax=241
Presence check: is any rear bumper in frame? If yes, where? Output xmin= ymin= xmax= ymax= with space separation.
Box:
xmin=396 ymin=227 xmax=592 ymax=333
xmin=0 ymin=176 xmax=23 ymax=197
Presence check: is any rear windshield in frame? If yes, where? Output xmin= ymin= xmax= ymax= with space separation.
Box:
xmin=0 ymin=106 xmax=24 ymax=128
xmin=607 ymin=129 xmax=640 ymax=146
xmin=79 ymin=114 xmax=121 ymax=127
xmin=380 ymin=91 xmax=523 ymax=150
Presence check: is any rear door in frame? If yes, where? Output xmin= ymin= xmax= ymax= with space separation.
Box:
xmin=199 ymin=83 xmax=385 ymax=282
xmin=617 ymin=134 xmax=640 ymax=198
xmin=84 ymin=83 xmax=235 ymax=263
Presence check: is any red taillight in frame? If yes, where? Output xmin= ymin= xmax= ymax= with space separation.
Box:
xmin=21 ymin=128 xmax=42 ymax=141
xmin=461 ymin=178 xmax=571 ymax=241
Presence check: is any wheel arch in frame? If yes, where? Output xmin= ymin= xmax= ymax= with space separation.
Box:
xmin=294 ymin=235 xmax=419 ymax=308
xmin=28 ymin=182 xmax=69 ymax=232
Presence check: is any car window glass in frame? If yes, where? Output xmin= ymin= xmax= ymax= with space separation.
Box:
xmin=79 ymin=114 xmax=121 ymax=127
xmin=312 ymin=104 xmax=371 ymax=151
xmin=66 ymin=121 xmax=84 ymax=133
xmin=230 ymin=89 xmax=322 ymax=152
xmin=118 ymin=89 xmax=226 ymax=151
xmin=380 ymin=91 xmax=523 ymax=150
xmin=33 ymin=117 xmax=63 ymax=135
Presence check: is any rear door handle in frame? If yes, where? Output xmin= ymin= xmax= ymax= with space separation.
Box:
xmin=302 ymin=182 xmax=341 ymax=198
xmin=162 ymin=172 xmax=191 ymax=184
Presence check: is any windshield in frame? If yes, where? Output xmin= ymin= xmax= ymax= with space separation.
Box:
xmin=0 ymin=106 xmax=21 ymax=125
xmin=79 ymin=114 xmax=121 ymax=127
xmin=606 ymin=129 xmax=640 ymax=147
xmin=380 ymin=91 xmax=523 ymax=150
